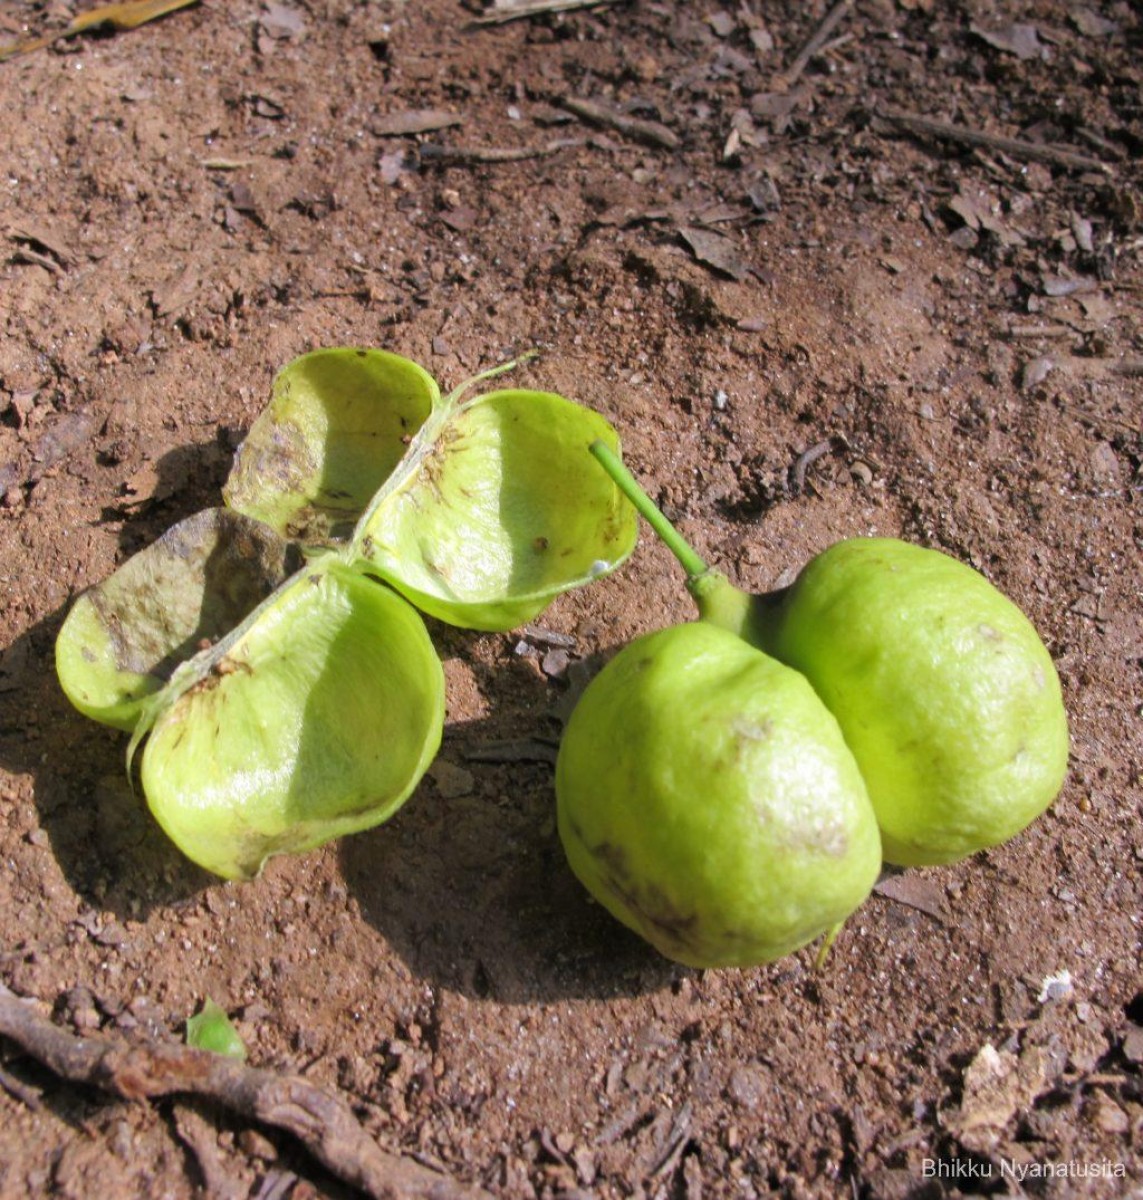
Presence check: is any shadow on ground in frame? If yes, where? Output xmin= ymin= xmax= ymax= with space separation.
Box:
xmin=340 ymin=633 xmax=685 ymax=1005
xmin=3 ymin=458 xmax=676 ymax=1001
xmin=338 ymin=729 xmax=685 ymax=1006
xmin=0 ymin=438 xmax=240 ymax=920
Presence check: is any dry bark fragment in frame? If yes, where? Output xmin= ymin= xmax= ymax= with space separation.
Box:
xmin=561 ymin=97 xmax=679 ymax=150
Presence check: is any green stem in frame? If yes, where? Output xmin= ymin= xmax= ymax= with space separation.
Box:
xmin=814 ymin=920 xmax=844 ymax=970
xmin=589 ymin=441 xmax=708 ymax=581
xmin=444 ymin=349 xmax=541 ymax=406
xmin=589 ymin=440 xmax=773 ymax=648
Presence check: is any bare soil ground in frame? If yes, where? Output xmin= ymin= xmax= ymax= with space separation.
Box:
xmin=1 ymin=1 xmax=1141 ymax=1197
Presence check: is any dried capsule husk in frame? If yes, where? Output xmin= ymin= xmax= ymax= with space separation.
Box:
xmin=138 ymin=562 xmax=445 ymax=880
xmin=357 ymin=389 xmax=638 ymax=631
xmin=56 ymin=509 xmax=301 ymax=731
xmin=556 ymin=621 xmax=882 ymax=969
xmin=761 ymin=539 xmax=1070 ymax=867
xmin=224 ymin=347 xmax=439 ymax=543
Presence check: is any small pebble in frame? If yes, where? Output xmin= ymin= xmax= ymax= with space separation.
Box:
xmin=1037 ymin=969 xmax=1073 ymax=1003
xmin=428 ymin=760 xmax=474 ymax=799
xmin=1122 ymin=1024 xmax=1143 ymax=1064
xmin=541 ymin=649 xmax=570 ymax=678
xmin=1021 ymin=356 xmax=1054 ymax=391
xmin=1091 ymin=1095 xmax=1130 ymax=1134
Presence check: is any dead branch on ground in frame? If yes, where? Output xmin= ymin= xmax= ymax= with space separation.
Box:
xmin=0 ymin=983 xmax=492 ymax=1200
xmin=778 ymin=0 xmax=854 ymax=88
xmin=874 ymin=108 xmax=1113 ymax=174
xmin=561 ymin=97 xmax=679 ymax=150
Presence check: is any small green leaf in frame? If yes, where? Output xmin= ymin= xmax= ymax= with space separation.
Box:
xmin=186 ymin=997 xmax=247 ymax=1060
xmin=357 ymin=389 xmax=638 ymax=630
xmin=224 ymin=348 xmax=440 ymax=543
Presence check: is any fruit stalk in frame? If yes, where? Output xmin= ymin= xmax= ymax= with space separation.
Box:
xmin=588 ymin=440 xmax=773 ymax=645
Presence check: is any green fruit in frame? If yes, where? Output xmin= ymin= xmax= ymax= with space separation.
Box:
xmin=581 ymin=440 xmax=1068 ymax=902
xmin=56 ymin=509 xmax=301 ymax=731
xmin=223 ymin=347 xmax=439 ymax=543
xmin=137 ymin=562 xmax=444 ymax=880
xmin=760 ymin=539 xmax=1069 ymax=866
xmin=357 ymin=388 xmax=637 ymax=631
xmin=556 ymin=621 xmax=882 ymax=968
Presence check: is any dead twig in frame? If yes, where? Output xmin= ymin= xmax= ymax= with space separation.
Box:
xmin=779 ymin=0 xmax=854 ymax=88
xmin=464 ymin=737 xmax=560 ymax=766
xmin=470 ymin=0 xmax=622 ymax=26
xmin=647 ymin=1101 xmax=694 ymax=1180
xmin=874 ymin=108 xmax=1112 ymax=175
xmin=561 ymin=97 xmax=679 ymax=150
xmin=10 ymin=247 xmax=64 ymax=275
xmin=0 ymin=983 xmax=492 ymax=1200
xmin=1007 ymin=324 xmax=1074 ymax=339
xmin=791 ymin=436 xmax=848 ymax=495
xmin=420 ymin=138 xmax=582 ymax=165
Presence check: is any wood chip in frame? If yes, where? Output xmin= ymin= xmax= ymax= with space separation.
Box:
xmin=1123 ymin=1024 xmax=1143 ymax=1064
xmin=947 ymin=1041 xmax=1057 ymax=1153
xmin=7 ymin=222 xmax=74 ymax=268
xmin=26 ymin=411 xmax=99 ymax=482
xmin=373 ymin=110 xmax=465 ymax=137
xmin=151 ymin=266 xmax=200 ymax=318
xmin=420 ymin=139 xmax=578 ymax=165
xmin=521 ymin=625 xmax=577 ymax=649
xmin=970 ymin=22 xmax=1048 ymax=61
xmin=1070 ymin=7 xmax=1119 ymax=37
xmin=678 ymin=226 xmax=748 ymax=280
xmin=1020 ymin=356 xmax=1055 ymax=390
xmin=428 ymin=761 xmax=475 ymax=799
xmin=260 ymin=2 xmax=305 ymax=40
xmin=873 ymin=873 xmax=948 ymax=921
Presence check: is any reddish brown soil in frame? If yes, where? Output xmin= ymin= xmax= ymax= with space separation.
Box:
xmin=1 ymin=1 xmax=1141 ymax=1197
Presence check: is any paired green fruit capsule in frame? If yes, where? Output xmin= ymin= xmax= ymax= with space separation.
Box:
xmin=556 ymin=444 xmax=1069 ymax=968
xmin=55 ymin=349 xmax=1069 ymax=977
xmin=56 ymin=349 xmax=637 ymax=879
